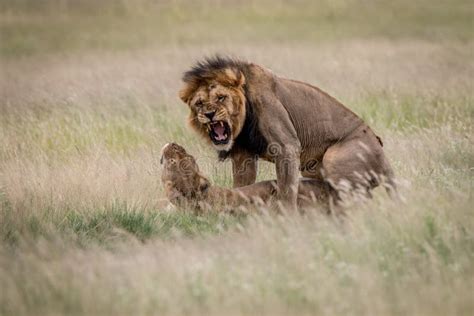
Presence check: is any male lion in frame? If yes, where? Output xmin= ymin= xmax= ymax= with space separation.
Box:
xmin=179 ymin=56 xmax=396 ymax=210
xmin=160 ymin=142 xmax=329 ymax=213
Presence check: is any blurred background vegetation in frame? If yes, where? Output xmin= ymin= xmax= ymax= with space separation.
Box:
xmin=0 ymin=1 xmax=473 ymax=315
xmin=1 ymin=0 xmax=472 ymax=58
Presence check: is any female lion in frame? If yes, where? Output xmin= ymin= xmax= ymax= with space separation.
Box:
xmin=160 ymin=143 xmax=330 ymax=213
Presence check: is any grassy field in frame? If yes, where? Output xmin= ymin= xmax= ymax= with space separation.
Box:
xmin=1 ymin=0 xmax=473 ymax=315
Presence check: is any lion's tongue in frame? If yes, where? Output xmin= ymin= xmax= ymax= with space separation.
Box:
xmin=213 ymin=124 xmax=226 ymax=141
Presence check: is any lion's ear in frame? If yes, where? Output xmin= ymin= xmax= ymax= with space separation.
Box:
xmin=236 ymin=70 xmax=246 ymax=88
xmin=222 ymin=68 xmax=245 ymax=88
xmin=198 ymin=175 xmax=210 ymax=193
xmin=179 ymin=83 xmax=196 ymax=104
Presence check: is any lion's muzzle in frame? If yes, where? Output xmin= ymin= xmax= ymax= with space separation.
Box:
xmin=209 ymin=121 xmax=231 ymax=145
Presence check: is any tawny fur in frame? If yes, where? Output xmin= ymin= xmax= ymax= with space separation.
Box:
xmin=179 ymin=56 xmax=396 ymax=210
xmin=160 ymin=143 xmax=329 ymax=213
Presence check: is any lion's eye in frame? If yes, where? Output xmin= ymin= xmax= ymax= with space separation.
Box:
xmin=217 ymin=95 xmax=226 ymax=102
xmin=195 ymin=100 xmax=203 ymax=107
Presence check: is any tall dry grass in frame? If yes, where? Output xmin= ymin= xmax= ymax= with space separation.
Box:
xmin=1 ymin=0 xmax=473 ymax=315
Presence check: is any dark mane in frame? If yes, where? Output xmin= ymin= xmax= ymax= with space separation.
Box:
xmin=182 ymin=55 xmax=249 ymax=83
xmin=219 ymin=94 xmax=269 ymax=161
xmin=185 ymin=56 xmax=269 ymax=161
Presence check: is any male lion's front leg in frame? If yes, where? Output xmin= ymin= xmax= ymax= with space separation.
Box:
xmin=231 ymin=150 xmax=257 ymax=188
xmin=274 ymin=144 xmax=300 ymax=212
xmin=257 ymin=96 xmax=301 ymax=212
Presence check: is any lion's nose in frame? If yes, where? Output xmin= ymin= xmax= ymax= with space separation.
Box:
xmin=204 ymin=111 xmax=216 ymax=120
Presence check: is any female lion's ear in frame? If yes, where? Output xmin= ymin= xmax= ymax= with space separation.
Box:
xmin=198 ymin=176 xmax=211 ymax=193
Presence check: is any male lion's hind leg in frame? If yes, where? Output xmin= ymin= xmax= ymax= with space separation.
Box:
xmin=321 ymin=135 xmax=395 ymax=208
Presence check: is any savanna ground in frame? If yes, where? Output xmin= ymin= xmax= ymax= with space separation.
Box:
xmin=0 ymin=0 xmax=473 ymax=315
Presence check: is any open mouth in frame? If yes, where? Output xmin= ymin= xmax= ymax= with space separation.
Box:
xmin=208 ymin=121 xmax=231 ymax=145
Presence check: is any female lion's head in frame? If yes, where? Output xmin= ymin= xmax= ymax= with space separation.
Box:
xmin=160 ymin=143 xmax=210 ymax=206
xmin=179 ymin=56 xmax=247 ymax=152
